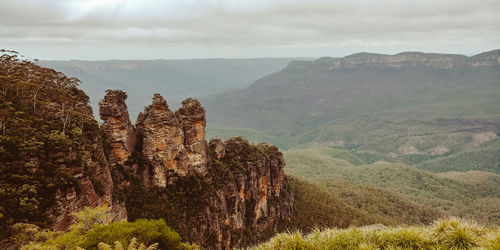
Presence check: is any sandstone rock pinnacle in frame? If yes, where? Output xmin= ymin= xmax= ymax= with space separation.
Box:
xmin=135 ymin=94 xmax=208 ymax=187
xmin=99 ymin=90 xmax=136 ymax=165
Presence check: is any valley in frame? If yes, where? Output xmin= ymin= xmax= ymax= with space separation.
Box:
xmin=1 ymin=49 xmax=499 ymax=249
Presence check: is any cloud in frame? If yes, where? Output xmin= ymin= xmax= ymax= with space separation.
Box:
xmin=0 ymin=0 xmax=499 ymax=59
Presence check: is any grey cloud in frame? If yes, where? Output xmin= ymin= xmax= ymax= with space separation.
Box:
xmin=0 ymin=0 xmax=498 ymax=59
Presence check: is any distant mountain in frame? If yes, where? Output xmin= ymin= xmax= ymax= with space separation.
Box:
xmin=203 ymin=50 xmax=500 ymax=173
xmin=40 ymin=58 xmax=307 ymax=120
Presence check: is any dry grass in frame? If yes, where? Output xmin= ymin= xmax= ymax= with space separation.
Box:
xmin=250 ymin=217 xmax=500 ymax=250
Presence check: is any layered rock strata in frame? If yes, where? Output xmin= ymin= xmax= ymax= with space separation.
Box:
xmin=99 ymin=90 xmax=136 ymax=166
xmin=99 ymin=91 xmax=294 ymax=248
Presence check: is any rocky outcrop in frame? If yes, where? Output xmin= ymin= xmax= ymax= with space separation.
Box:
xmin=305 ymin=49 xmax=500 ymax=69
xmin=0 ymin=54 xmax=293 ymax=249
xmin=100 ymin=92 xmax=294 ymax=249
xmin=171 ymin=137 xmax=293 ymax=249
xmin=99 ymin=90 xmax=136 ymax=166
xmin=176 ymin=98 xmax=209 ymax=176
xmin=135 ymin=94 xmax=209 ymax=187
xmin=209 ymin=138 xmax=226 ymax=159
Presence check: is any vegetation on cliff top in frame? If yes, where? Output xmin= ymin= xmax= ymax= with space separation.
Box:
xmin=0 ymin=50 xmax=107 ymax=232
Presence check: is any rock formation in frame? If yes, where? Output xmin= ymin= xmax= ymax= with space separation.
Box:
xmin=0 ymin=54 xmax=293 ymax=249
xmin=176 ymin=98 xmax=209 ymax=176
xmin=326 ymin=50 xmax=500 ymax=69
xmin=100 ymin=91 xmax=294 ymax=249
xmin=134 ymin=94 xmax=208 ymax=186
xmin=99 ymin=90 xmax=136 ymax=166
xmin=162 ymin=136 xmax=294 ymax=249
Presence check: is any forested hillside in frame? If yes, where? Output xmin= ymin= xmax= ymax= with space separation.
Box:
xmin=284 ymin=144 xmax=500 ymax=225
xmin=204 ymin=50 xmax=500 ymax=175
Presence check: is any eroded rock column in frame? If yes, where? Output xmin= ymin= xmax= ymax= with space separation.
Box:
xmin=135 ymin=94 xmax=188 ymax=187
xmin=99 ymin=90 xmax=136 ymax=165
xmin=177 ymin=98 xmax=208 ymax=176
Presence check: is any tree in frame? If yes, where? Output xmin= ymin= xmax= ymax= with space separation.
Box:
xmin=0 ymin=50 xmax=92 ymax=235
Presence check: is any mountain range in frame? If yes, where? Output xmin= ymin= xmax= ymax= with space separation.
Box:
xmin=2 ymin=49 xmax=500 ymax=248
xmin=203 ymin=50 xmax=500 ymax=174
xmin=39 ymin=58 xmax=305 ymax=119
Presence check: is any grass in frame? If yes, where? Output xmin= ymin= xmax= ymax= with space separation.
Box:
xmin=250 ymin=217 xmax=500 ymax=250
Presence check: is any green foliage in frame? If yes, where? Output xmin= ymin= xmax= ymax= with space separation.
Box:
xmin=21 ymin=206 xmax=112 ymax=249
xmin=281 ymin=176 xmax=378 ymax=233
xmin=251 ymin=217 xmax=500 ymax=250
xmin=72 ymin=206 xmax=112 ymax=231
xmin=8 ymin=223 xmax=56 ymax=248
xmin=204 ymin=52 xmax=500 ymax=178
xmin=80 ymin=219 xmax=182 ymax=250
xmin=0 ymin=51 xmax=107 ymax=232
xmin=97 ymin=237 xmax=159 ymax=250
xmin=417 ymin=139 xmax=500 ymax=174
xmin=283 ymin=144 xmax=500 ymax=225
xmin=318 ymin=178 xmax=441 ymax=225
xmin=11 ymin=206 xmax=194 ymax=250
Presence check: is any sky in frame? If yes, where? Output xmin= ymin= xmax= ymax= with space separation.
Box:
xmin=1 ymin=0 xmax=499 ymax=60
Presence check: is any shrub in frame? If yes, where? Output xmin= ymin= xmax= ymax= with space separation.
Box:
xmin=253 ymin=232 xmax=307 ymax=250
xmin=432 ymin=217 xmax=485 ymax=249
xmin=97 ymin=237 xmax=159 ymax=250
xmin=15 ymin=206 xmax=196 ymax=250
xmin=80 ymin=219 xmax=183 ymax=250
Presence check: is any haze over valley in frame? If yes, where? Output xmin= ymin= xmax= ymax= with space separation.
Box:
xmin=1 ymin=0 xmax=499 ymax=249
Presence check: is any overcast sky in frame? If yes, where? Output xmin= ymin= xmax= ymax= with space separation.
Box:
xmin=1 ymin=0 xmax=499 ymax=60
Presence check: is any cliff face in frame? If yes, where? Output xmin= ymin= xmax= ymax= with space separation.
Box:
xmin=39 ymin=92 xmax=129 ymax=231
xmin=0 ymin=53 xmax=127 ymax=233
xmin=99 ymin=91 xmax=293 ymax=248
xmin=326 ymin=50 xmax=500 ymax=69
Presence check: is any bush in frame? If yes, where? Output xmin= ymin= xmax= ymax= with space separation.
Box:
xmin=97 ymin=237 xmax=159 ymax=250
xmin=79 ymin=219 xmax=182 ymax=250
xmin=14 ymin=206 xmax=195 ymax=250
xmin=432 ymin=217 xmax=485 ymax=249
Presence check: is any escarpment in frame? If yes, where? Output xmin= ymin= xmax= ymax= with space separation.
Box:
xmin=0 ymin=55 xmax=127 ymax=233
xmin=0 ymin=53 xmax=292 ymax=248
xmin=99 ymin=91 xmax=294 ymax=248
